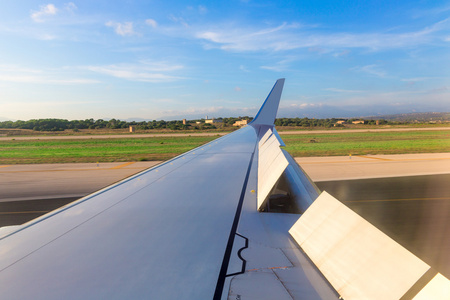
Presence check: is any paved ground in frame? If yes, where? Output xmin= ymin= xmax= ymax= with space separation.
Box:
xmin=0 ymin=161 xmax=160 ymax=202
xmin=1 ymin=153 xmax=449 ymax=201
xmin=296 ymin=153 xmax=450 ymax=181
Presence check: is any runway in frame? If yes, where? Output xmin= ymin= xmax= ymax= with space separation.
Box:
xmin=1 ymin=153 xmax=449 ymax=278
xmin=0 ymin=161 xmax=160 ymax=202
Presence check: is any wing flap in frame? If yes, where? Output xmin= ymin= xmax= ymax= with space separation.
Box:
xmin=289 ymin=191 xmax=450 ymax=300
xmin=257 ymin=128 xmax=289 ymax=210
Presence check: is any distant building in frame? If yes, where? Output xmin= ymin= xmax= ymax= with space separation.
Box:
xmin=233 ymin=120 xmax=248 ymax=127
xmin=182 ymin=119 xmax=186 ymax=125
xmin=129 ymin=126 xmax=136 ymax=133
xmin=352 ymin=120 xmax=365 ymax=124
xmin=335 ymin=120 xmax=346 ymax=125
xmin=205 ymin=118 xmax=222 ymax=124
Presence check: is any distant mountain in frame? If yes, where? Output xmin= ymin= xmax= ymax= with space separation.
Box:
xmin=363 ymin=112 xmax=450 ymax=122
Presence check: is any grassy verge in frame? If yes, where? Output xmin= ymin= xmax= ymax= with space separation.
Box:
xmin=0 ymin=136 xmax=219 ymax=164
xmin=282 ymin=130 xmax=450 ymax=157
xmin=0 ymin=130 xmax=448 ymax=164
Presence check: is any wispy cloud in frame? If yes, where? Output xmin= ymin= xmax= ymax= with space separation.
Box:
xmin=105 ymin=21 xmax=136 ymax=36
xmin=64 ymin=2 xmax=77 ymax=13
xmin=411 ymin=4 xmax=450 ymax=18
xmin=0 ymin=75 xmax=98 ymax=84
xmin=325 ymin=88 xmax=449 ymax=107
xmin=194 ymin=19 xmax=450 ymax=52
xmin=260 ymin=57 xmax=297 ymax=72
xmin=169 ymin=15 xmax=190 ymax=27
xmin=239 ymin=65 xmax=249 ymax=72
xmin=286 ymin=102 xmax=323 ymax=108
xmin=145 ymin=19 xmax=158 ymax=28
xmin=0 ymin=64 xmax=99 ymax=85
xmin=325 ymin=88 xmax=365 ymax=93
xmin=352 ymin=64 xmax=387 ymax=78
xmin=85 ymin=61 xmax=184 ymax=82
xmin=31 ymin=4 xmax=58 ymax=23
xmin=29 ymin=2 xmax=78 ymax=23
xmin=198 ymin=5 xmax=208 ymax=15
xmin=279 ymin=86 xmax=450 ymax=118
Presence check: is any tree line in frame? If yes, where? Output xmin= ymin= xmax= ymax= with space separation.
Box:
xmin=274 ymin=117 xmax=391 ymax=127
xmin=0 ymin=117 xmax=251 ymax=131
xmin=0 ymin=117 xmax=394 ymax=132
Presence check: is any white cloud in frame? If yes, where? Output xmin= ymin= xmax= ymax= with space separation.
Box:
xmin=193 ymin=19 xmax=450 ymax=53
xmin=400 ymin=77 xmax=430 ymax=84
xmin=38 ymin=33 xmax=58 ymax=40
xmin=198 ymin=5 xmax=208 ymax=15
xmin=0 ymin=65 xmax=99 ymax=85
xmin=85 ymin=61 xmax=184 ymax=82
xmin=31 ymin=4 xmax=58 ymax=23
xmin=106 ymin=21 xmax=136 ymax=36
xmin=169 ymin=15 xmax=189 ymax=27
xmin=325 ymin=88 xmax=365 ymax=93
xmin=234 ymin=86 xmax=242 ymax=92
xmin=411 ymin=5 xmax=450 ymax=18
xmin=0 ymin=75 xmax=98 ymax=84
xmin=239 ymin=65 xmax=249 ymax=72
xmin=260 ymin=58 xmax=295 ymax=72
xmin=64 ymin=2 xmax=77 ymax=12
xmin=145 ymin=19 xmax=158 ymax=28
xmin=260 ymin=65 xmax=285 ymax=72
xmin=287 ymin=103 xmax=323 ymax=109
xmin=333 ymin=50 xmax=351 ymax=57
xmin=352 ymin=64 xmax=387 ymax=78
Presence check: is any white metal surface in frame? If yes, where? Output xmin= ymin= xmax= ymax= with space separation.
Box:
xmin=289 ymin=191 xmax=432 ymax=300
xmin=257 ymin=128 xmax=289 ymax=209
xmin=250 ymin=78 xmax=284 ymax=126
xmin=413 ymin=273 xmax=450 ymax=299
xmin=0 ymin=127 xmax=258 ymax=299
xmin=226 ymin=147 xmax=339 ymax=299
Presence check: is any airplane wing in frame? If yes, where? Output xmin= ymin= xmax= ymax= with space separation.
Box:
xmin=0 ymin=79 xmax=448 ymax=299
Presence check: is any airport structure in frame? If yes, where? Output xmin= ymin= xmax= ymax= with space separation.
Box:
xmin=233 ymin=119 xmax=248 ymax=126
xmin=205 ymin=118 xmax=222 ymax=124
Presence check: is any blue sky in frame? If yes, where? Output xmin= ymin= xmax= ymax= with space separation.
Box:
xmin=0 ymin=1 xmax=449 ymax=121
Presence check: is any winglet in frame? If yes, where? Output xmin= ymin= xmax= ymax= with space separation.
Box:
xmin=250 ymin=78 xmax=285 ymax=126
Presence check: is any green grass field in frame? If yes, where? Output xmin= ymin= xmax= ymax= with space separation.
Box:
xmin=0 ymin=136 xmax=219 ymax=164
xmin=0 ymin=130 xmax=448 ymax=164
xmin=282 ymin=130 xmax=450 ymax=157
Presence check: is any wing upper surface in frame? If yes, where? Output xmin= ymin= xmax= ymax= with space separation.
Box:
xmin=0 ymin=127 xmax=260 ymax=299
